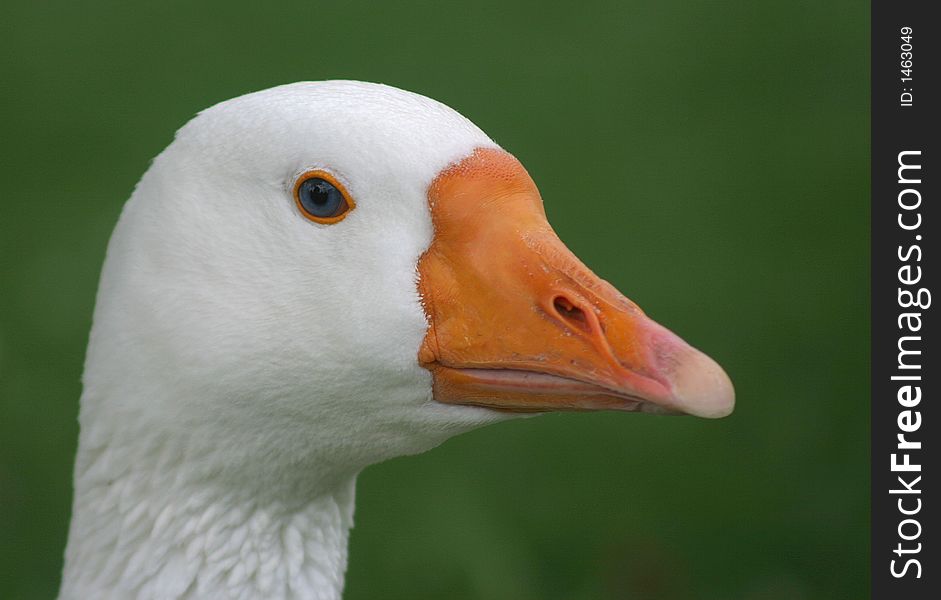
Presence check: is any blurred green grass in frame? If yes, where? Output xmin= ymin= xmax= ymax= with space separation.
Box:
xmin=0 ymin=1 xmax=868 ymax=598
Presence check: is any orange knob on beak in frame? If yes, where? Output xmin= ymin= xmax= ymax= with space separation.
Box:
xmin=418 ymin=148 xmax=734 ymax=418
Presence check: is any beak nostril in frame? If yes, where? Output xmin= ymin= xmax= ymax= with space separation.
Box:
xmin=552 ymin=296 xmax=592 ymax=335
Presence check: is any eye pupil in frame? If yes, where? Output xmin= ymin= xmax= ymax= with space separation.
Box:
xmin=309 ymin=182 xmax=331 ymax=205
xmin=298 ymin=177 xmax=348 ymax=220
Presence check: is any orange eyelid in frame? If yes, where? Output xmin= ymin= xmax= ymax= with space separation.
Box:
xmin=292 ymin=169 xmax=356 ymax=224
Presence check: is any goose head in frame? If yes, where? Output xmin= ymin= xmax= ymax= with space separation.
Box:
xmin=66 ymin=80 xmax=733 ymax=598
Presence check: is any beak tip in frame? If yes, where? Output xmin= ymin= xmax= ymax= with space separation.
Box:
xmin=668 ymin=348 xmax=736 ymax=419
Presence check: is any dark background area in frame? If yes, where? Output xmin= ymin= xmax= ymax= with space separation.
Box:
xmin=0 ymin=1 xmax=869 ymax=598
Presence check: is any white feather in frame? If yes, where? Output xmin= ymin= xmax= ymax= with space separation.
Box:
xmin=61 ymin=81 xmax=509 ymax=600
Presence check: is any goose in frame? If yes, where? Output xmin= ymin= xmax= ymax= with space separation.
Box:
xmin=59 ymin=80 xmax=734 ymax=600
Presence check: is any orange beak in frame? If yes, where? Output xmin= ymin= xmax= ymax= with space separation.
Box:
xmin=417 ymin=148 xmax=734 ymax=418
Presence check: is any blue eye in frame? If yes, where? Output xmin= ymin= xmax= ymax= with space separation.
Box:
xmin=295 ymin=174 xmax=353 ymax=223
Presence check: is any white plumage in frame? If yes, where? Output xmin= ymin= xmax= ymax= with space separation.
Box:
xmin=62 ymin=82 xmax=505 ymax=599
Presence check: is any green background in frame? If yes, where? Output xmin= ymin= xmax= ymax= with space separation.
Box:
xmin=0 ymin=1 xmax=869 ymax=598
